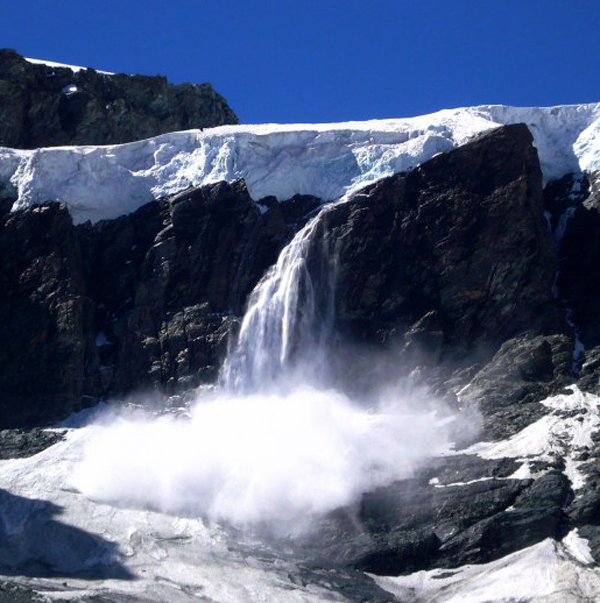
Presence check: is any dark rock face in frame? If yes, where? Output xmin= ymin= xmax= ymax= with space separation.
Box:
xmin=459 ymin=333 xmax=573 ymax=439
xmin=0 ymin=428 xmax=66 ymax=460
xmin=556 ymin=173 xmax=600 ymax=348
xmin=0 ymin=124 xmax=569 ymax=429
xmin=0 ymin=49 xmax=237 ymax=149
xmin=0 ymin=181 xmax=290 ymax=427
xmin=0 ymin=204 xmax=95 ymax=427
xmin=579 ymin=345 xmax=600 ymax=395
xmin=545 ymin=172 xmax=600 ymax=396
xmin=310 ymin=124 xmax=562 ymax=390
xmin=84 ymin=181 xmax=289 ymax=398
xmin=298 ymin=455 xmax=571 ymax=576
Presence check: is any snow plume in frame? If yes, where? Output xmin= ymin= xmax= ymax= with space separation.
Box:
xmin=73 ymin=201 xmax=472 ymax=528
xmin=71 ymin=382 xmax=455 ymax=526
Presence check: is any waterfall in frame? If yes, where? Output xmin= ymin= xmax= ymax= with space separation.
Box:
xmin=221 ymin=206 xmax=340 ymax=392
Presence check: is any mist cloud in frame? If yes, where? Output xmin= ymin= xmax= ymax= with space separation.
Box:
xmin=72 ymin=384 xmax=457 ymax=526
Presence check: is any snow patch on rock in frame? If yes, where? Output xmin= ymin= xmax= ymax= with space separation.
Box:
xmin=564 ymin=529 xmax=595 ymax=566
xmin=25 ymin=56 xmax=114 ymax=75
xmin=463 ymin=386 xmax=600 ymax=491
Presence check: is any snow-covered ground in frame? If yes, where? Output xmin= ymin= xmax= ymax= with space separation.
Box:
xmin=1 ymin=103 xmax=599 ymax=223
xmin=375 ymin=534 xmax=600 ymax=603
xmin=2 ymin=388 xmax=600 ymax=602
xmin=0 ymin=410 xmax=353 ymax=603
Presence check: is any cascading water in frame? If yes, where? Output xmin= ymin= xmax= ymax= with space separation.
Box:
xmin=221 ymin=205 xmax=340 ymax=392
xmin=69 ymin=188 xmax=456 ymax=554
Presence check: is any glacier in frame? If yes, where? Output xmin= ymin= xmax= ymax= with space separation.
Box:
xmin=1 ymin=103 xmax=600 ymax=224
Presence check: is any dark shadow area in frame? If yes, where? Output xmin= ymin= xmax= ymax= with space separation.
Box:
xmin=0 ymin=489 xmax=134 ymax=580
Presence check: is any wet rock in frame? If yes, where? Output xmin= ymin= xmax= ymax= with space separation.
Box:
xmin=0 ymin=48 xmax=237 ymax=149
xmin=557 ymin=172 xmax=600 ymax=347
xmin=543 ymin=172 xmax=590 ymax=236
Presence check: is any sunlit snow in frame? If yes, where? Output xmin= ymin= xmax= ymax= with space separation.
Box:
xmin=2 ymin=103 xmax=600 ymax=224
xmin=462 ymin=385 xmax=600 ymax=490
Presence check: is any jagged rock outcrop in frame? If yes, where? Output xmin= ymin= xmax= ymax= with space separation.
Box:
xmin=0 ymin=181 xmax=294 ymax=428
xmin=0 ymin=428 xmax=65 ymax=460
xmin=0 ymin=203 xmax=94 ymax=427
xmin=548 ymin=173 xmax=599 ymax=345
xmin=297 ymin=446 xmax=573 ymax=576
xmin=0 ymin=49 xmax=237 ymax=149
xmin=459 ymin=333 xmax=573 ymax=438
xmin=538 ymin=171 xmax=600 ymax=400
xmin=83 ymin=181 xmax=291 ymax=397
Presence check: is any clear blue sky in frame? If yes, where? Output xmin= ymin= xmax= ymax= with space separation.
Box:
xmin=3 ymin=0 xmax=599 ymax=124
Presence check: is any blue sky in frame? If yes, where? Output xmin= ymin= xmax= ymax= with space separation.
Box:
xmin=3 ymin=1 xmax=600 ymax=124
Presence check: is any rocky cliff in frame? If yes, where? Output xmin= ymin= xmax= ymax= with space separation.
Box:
xmin=0 ymin=181 xmax=312 ymax=427
xmin=0 ymin=124 xmax=592 ymax=426
xmin=0 ymin=49 xmax=237 ymax=148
